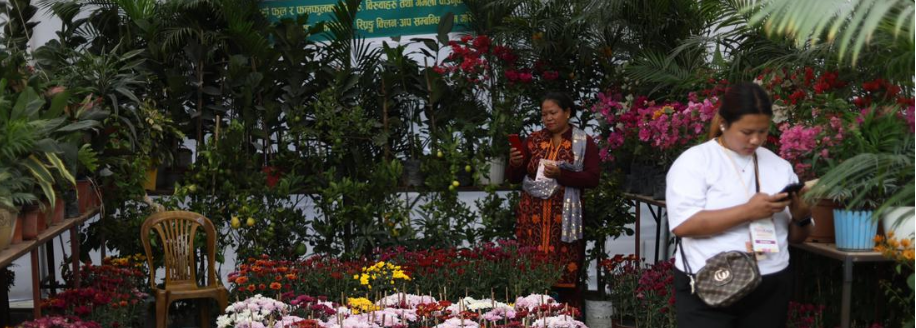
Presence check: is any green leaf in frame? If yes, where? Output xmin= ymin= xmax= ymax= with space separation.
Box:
xmin=11 ymin=87 xmax=44 ymax=121
xmin=46 ymin=152 xmax=75 ymax=186
xmin=45 ymin=90 xmax=71 ymax=119
xmin=437 ymin=12 xmax=455 ymax=45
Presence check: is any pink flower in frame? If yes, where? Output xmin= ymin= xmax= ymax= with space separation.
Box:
xmin=518 ymin=72 xmax=533 ymax=83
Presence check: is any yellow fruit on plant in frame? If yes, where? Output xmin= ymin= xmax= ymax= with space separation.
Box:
xmin=436 ymin=151 xmax=444 ymax=158
xmin=246 ymin=217 xmax=255 ymax=227
xmin=465 ymin=165 xmax=472 ymax=173
xmin=230 ymin=216 xmax=241 ymax=229
xmin=452 ymin=180 xmax=460 ymax=187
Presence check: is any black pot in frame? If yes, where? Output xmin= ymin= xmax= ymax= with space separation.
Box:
xmin=402 ymin=159 xmax=424 ymax=187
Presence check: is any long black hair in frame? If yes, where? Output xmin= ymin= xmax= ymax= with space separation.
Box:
xmin=708 ymin=82 xmax=773 ymax=139
xmin=542 ymin=91 xmax=577 ymax=116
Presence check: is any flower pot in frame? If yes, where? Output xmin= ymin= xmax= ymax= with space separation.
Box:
xmin=143 ymin=167 xmax=158 ymax=191
xmin=21 ymin=205 xmax=40 ymax=241
xmin=402 ymin=159 xmax=424 ymax=187
xmin=52 ymin=197 xmax=65 ymax=225
xmin=478 ymin=157 xmax=506 ymax=186
xmin=585 ymin=299 xmax=614 ymax=328
xmin=36 ymin=201 xmax=49 ymax=234
xmin=77 ymin=179 xmax=92 ymax=214
xmin=0 ymin=207 xmax=17 ymax=250
xmin=834 ymin=209 xmax=878 ymax=252
xmin=881 ymin=207 xmax=914 ymax=241
xmin=807 ymin=200 xmax=838 ymax=243
xmin=12 ymin=215 xmax=23 ymax=244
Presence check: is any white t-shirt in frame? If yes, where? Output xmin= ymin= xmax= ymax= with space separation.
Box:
xmin=666 ymin=139 xmax=799 ymax=275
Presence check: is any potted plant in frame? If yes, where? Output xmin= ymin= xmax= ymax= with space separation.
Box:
xmin=806 ymin=107 xmax=914 ymax=250
xmin=581 ymin=169 xmax=636 ymax=327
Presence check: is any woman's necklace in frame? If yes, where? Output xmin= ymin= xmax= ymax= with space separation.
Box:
xmin=718 ymin=138 xmax=753 ymax=172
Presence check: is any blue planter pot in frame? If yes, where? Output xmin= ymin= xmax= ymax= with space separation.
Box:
xmin=834 ymin=209 xmax=878 ymax=251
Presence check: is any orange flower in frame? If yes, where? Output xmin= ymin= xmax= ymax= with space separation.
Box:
xmin=874 ymin=235 xmax=885 ymax=243
xmin=235 ymin=276 xmax=249 ymax=285
xmin=247 ymin=284 xmax=256 ymax=292
xmin=259 ymin=283 xmax=266 ymax=290
xmin=270 ymin=282 xmax=282 ymax=290
xmin=286 ymin=274 xmax=298 ymax=280
xmin=904 ymin=249 xmax=914 ymax=261
xmin=901 ymin=238 xmax=911 ymax=248
xmin=278 ymin=266 xmax=289 ymax=273
xmin=275 ymin=275 xmax=283 ymax=281
xmin=119 ymin=300 xmax=128 ymax=307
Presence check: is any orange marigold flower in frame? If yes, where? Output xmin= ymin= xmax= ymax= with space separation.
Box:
xmin=904 ymin=249 xmax=915 ymax=261
xmin=270 ymin=282 xmax=282 ymax=290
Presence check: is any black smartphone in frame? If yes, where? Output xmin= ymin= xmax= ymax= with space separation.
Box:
xmin=778 ymin=182 xmax=805 ymax=201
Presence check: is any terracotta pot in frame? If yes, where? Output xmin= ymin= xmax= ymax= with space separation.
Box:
xmin=21 ymin=205 xmax=39 ymax=240
xmin=12 ymin=215 xmax=23 ymax=244
xmin=77 ymin=180 xmax=92 ymax=214
xmin=808 ymin=199 xmax=839 ymax=243
xmin=52 ymin=197 xmax=64 ymax=224
xmin=36 ymin=202 xmax=48 ymax=234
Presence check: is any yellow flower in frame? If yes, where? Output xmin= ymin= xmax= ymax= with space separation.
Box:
xmin=904 ymin=249 xmax=914 ymax=261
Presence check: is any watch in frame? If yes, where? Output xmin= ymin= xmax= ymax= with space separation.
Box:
xmin=793 ymin=216 xmax=815 ymax=227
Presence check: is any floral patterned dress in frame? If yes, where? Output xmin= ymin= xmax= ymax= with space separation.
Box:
xmin=508 ymin=127 xmax=600 ymax=287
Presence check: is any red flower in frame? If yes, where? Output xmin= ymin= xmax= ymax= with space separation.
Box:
xmin=542 ymin=71 xmax=559 ymax=81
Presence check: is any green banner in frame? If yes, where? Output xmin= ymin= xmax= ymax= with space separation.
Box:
xmin=259 ymin=0 xmax=471 ymax=38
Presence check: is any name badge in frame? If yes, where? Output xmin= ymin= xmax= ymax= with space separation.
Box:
xmin=749 ymin=219 xmax=779 ymax=254
xmin=535 ymin=159 xmax=557 ymax=182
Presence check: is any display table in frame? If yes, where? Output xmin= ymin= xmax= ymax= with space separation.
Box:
xmin=790 ymin=242 xmax=891 ymax=328
xmin=622 ymin=193 xmax=670 ymax=263
xmin=0 ymin=209 xmax=99 ymax=322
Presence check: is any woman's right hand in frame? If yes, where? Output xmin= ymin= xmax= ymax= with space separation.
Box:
xmin=509 ymin=147 xmax=524 ymax=167
xmin=744 ymin=193 xmax=791 ymax=221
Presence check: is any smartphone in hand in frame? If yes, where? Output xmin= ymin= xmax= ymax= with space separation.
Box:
xmin=509 ymin=134 xmax=523 ymax=154
xmin=778 ymin=182 xmax=805 ymax=201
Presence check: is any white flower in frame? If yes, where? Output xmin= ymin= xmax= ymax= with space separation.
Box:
xmin=531 ymin=315 xmax=587 ymax=328
xmin=435 ymin=318 xmax=480 ymax=328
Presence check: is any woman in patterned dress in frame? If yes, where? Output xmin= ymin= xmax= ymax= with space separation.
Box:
xmin=508 ymin=92 xmax=600 ymax=308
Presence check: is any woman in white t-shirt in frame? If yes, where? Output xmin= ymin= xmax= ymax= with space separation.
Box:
xmin=666 ymin=82 xmax=813 ymax=328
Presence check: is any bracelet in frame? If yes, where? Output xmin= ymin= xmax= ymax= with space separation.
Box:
xmin=793 ymin=216 xmax=814 ymax=227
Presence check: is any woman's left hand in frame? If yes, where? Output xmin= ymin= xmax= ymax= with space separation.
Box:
xmin=544 ymin=164 xmax=561 ymax=179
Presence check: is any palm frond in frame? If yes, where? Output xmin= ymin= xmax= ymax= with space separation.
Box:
xmin=749 ymin=0 xmax=915 ymax=66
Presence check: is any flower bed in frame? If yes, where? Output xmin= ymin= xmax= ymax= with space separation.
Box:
xmin=228 ymin=241 xmax=563 ymax=303
xmin=215 ymin=293 xmax=584 ymax=328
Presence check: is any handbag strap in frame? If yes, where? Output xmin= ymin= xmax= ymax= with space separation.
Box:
xmin=676 ymin=151 xmax=761 ymax=278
